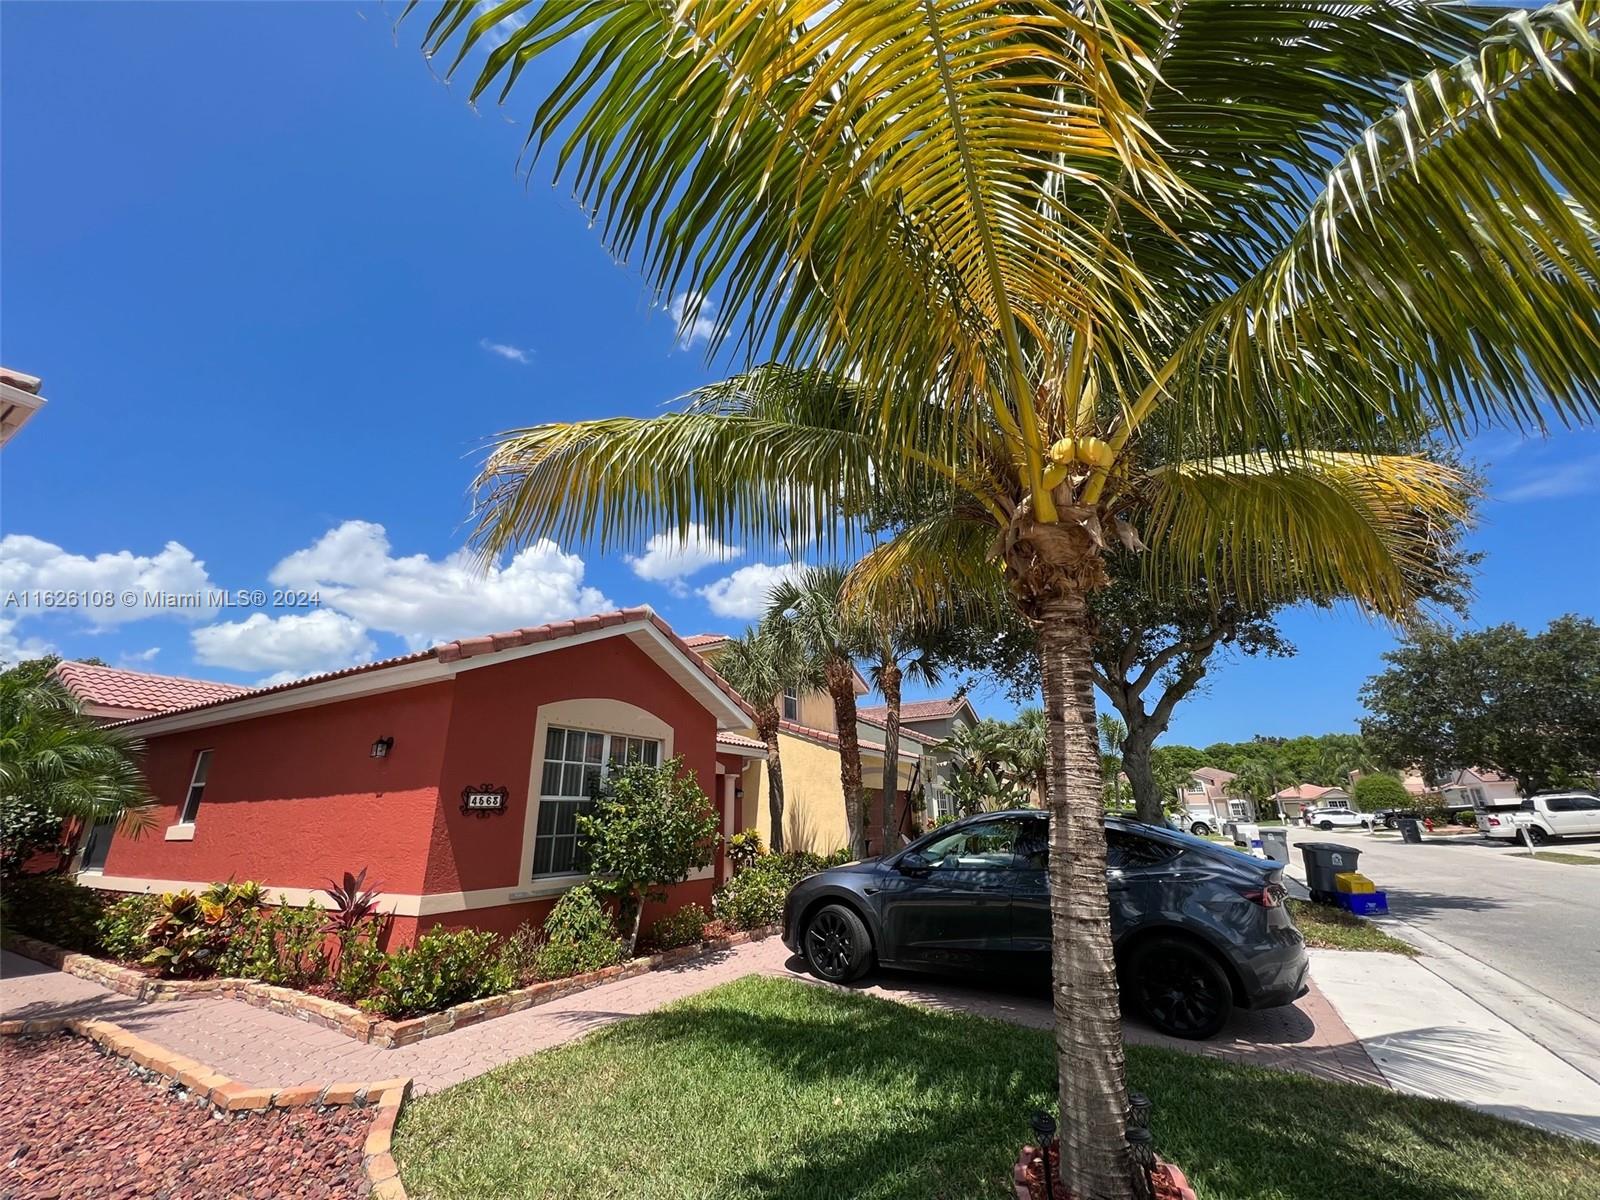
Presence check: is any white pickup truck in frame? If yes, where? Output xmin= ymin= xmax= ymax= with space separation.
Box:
xmin=1480 ymin=793 xmax=1600 ymax=844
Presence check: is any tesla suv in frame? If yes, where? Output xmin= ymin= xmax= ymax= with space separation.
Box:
xmin=781 ymin=810 xmax=1308 ymax=1039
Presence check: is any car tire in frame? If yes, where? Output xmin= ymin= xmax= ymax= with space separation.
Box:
xmin=1190 ymin=822 xmax=1211 ymax=837
xmin=1318 ymin=821 xmax=1334 ymax=831
xmin=802 ymin=903 xmax=874 ymax=983
xmin=1384 ymin=815 xmax=1399 ymax=830
xmin=1526 ymin=826 xmax=1552 ymax=847
xmin=1125 ymin=934 xmax=1234 ymax=1041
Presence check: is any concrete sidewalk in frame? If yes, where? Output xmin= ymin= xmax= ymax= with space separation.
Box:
xmin=1308 ymin=948 xmax=1600 ymax=1144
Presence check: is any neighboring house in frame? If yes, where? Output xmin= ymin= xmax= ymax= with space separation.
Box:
xmin=858 ymin=696 xmax=980 ymax=823
xmin=55 ymin=608 xmax=754 ymax=947
xmin=1270 ymin=783 xmax=1352 ymax=821
xmin=0 ymin=366 xmax=47 ymax=446
xmin=1438 ymin=768 xmax=1522 ymax=810
xmin=1180 ymin=767 xmax=1242 ymax=822
xmin=686 ymin=636 xmax=933 ymax=856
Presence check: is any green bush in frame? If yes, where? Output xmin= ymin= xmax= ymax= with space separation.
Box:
xmin=727 ymin=830 xmax=765 ymax=871
xmin=369 ymin=927 xmax=512 ymax=1019
xmin=1352 ymin=773 xmax=1411 ymax=813
xmin=334 ymin=932 xmax=387 ymax=1001
xmin=98 ymin=893 xmax=160 ymax=960
xmin=641 ymin=903 xmax=709 ymax=952
xmin=534 ymin=884 xmax=624 ymax=980
xmin=143 ymin=883 xmax=264 ymax=978
xmin=712 ymin=850 xmax=845 ymax=930
xmin=3 ymin=875 xmax=108 ymax=952
xmin=497 ymin=921 xmax=545 ymax=987
xmin=213 ymin=900 xmax=325 ymax=985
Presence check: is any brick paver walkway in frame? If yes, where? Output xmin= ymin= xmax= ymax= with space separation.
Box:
xmin=2 ymin=942 xmax=1381 ymax=1094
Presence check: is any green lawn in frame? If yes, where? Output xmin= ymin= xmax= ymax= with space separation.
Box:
xmin=395 ymin=976 xmax=1599 ymax=1200
xmin=1512 ymin=851 xmax=1600 ymax=865
xmin=1288 ymin=900 xmax=1419 ymax=955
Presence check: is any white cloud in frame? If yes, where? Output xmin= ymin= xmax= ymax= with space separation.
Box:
xmin=0 ymin=534 xmax=219 ymax=627
xmin=697 ymin=562 xmax=806 ymax=620
xmin=480 ymin=338 xmax=533 ymax=365
xmin=0 ymin=616 xmax=52 ymax=666
xmin=626 ymin=525 xmax=740 ymax=594
xmin=121 ymin=647 xmax=162 ymax=665
xmin=668 ymin=292 xmax=717 ymax=348
xmin=193 ymin=609 xmax=375 ymax=680
xmin=270 ymin=520 xmax=612 ymax=650
xmin=1500 ymin=455 xmax=1600 ymax=503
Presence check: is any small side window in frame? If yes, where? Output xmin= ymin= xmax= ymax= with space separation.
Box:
xmin=1106 ymin=829 xmax=1179 ymax=870
xmin=178 ymin=750 xmax=212 ymax=824
xmin=781 ymin=689 xmax=799 ymax=722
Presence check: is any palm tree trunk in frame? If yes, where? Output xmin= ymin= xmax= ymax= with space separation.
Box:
xmin=879 ymin=661 xmax=903 ymax=855
xmin=756 ymin=706 xmax=786 ymax=853
xmin=1039 ymin=588 xmax=1133 ymax=1200
xmin=825 ymin=655 xmax=868 ymax=859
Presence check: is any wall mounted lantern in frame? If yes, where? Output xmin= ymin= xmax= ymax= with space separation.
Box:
xmin=371 ymin=736 xmax=394 ymax=759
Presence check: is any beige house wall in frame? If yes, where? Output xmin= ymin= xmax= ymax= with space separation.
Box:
xmin=739 ymin=732 xmax=923 ymax=855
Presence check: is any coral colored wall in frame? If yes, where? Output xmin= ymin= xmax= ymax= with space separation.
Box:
xmin=94 ymin=634 xmax=728 ymax=947
xmin=423 ymin=637 xmax=718 ymax=896
xmin=103 ymin=682 xmax=454 ymax=892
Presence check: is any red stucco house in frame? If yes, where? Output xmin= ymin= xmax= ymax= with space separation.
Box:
xmin=61 ymin=608 xmax=763 ymax=947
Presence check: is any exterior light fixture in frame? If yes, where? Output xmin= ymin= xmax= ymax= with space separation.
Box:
xmin=371 ymin=736 xmax=394 ymax=759
xmin=1030 ymin=1111 xmax=1058 ymax=1200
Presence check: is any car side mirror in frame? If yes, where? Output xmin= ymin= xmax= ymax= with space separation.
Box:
xmin=897 ymin=851 xmax=932 ymax=877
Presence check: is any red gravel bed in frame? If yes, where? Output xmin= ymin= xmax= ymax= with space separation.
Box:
xmin=0 ymin=1035 xmax=374 ymax=1199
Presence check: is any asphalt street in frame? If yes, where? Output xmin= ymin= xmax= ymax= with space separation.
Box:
xmin=1282 ymin=825 xmax=1600 ymax=1082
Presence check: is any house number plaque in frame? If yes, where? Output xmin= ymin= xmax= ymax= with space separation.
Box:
xmin=461 ymin=786 xmax=509 ymax=815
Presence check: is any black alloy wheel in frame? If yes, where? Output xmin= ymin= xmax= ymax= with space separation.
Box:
xmin=1127 ymin=935 xmax=1233 ymax=1040
xmin=1319 ymin=820 xmax=1334 ymax=830
xmin=803 ymin=903 xmax=873 ymax=983
xmin=1526 ymin=826 xmax=1552 ymax=846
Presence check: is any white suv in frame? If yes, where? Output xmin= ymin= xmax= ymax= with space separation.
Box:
xmin=1483 ymin=793 xmax=1600 ymax=844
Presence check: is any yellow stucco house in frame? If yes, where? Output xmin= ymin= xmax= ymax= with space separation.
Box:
xmin=686 ymin=635 xmax=937 ymax=856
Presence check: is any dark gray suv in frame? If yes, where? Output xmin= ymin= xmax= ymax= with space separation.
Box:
xmin=781 ymin=810 xmax=1308 ymax=1039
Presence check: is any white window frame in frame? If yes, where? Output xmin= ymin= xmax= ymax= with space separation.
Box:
xmin=171 ymin=749 xmax=212 ymax=833
xmin=531 ymin=725 xmax=662 ymax=879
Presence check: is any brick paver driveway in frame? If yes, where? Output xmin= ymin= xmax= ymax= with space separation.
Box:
xmin=2 ymin=941 xmax=1381 ymax=1093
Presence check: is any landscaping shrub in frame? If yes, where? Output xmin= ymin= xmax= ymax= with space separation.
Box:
xmin=98 ymin=893 xmax=160 ymax=960
xmin=641 ymin=903 xmax=709 ymax=952
xmin=334 ymin=931 xmax=388 ymax=1001
xmin=216 ymin=902 xmax=328 ymax=986
xmin=3 ymin=874 xmax=108 ymax=952
xmin=497 ymin=921 xmax=545 ymax=987
xmin=369 ymin=927 xmax=512 ymax=1019
xmin=727 ymin=829 xmax=765 ymax=871
xmin=144 ymin=882 xmax=263 ymax=978
xmin=712 ymin=850 xmax=846 ymax=930
xmin=534 ymin=883 xmax=624 ymax=980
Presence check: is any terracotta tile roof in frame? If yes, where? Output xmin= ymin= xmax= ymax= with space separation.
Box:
xmin=1270 ymin=783 xmax=1346 ymax=801
xmin=52 ymin=661 xmax=248 ymax=715
xmin=1193 ymin=767 xmax=1238 ymax=784
xmin=716 ymin=732 xmax=766 ymax=751
xmin=683 ymin=634 xmax=730 ymax=649
xmin=857 ymin=714 xmax=939 ymax=745
xmin=857 ymin=697 xmax=971 ymax=722
xmin=111 ymin=608 xmax=754 ymax=729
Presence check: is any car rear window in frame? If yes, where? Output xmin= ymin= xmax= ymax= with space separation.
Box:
xmin=1107 ymin=829 xmax=1180 ymax=868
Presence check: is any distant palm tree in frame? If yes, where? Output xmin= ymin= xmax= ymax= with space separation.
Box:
xmin=0 ymin=674 xmax=153 ymax=876
xmin=1097 ymin=714 xmax=1129 ymax=809
xmin=767 ymin=567 xmax=873 ymax=857
xmin=863 ymin=625 xmax=944 ymax=855
xmin=1008 ymin=708 xmax=1049 ymax=803
xmin=710 ymin=624 xmax=799 ymax=852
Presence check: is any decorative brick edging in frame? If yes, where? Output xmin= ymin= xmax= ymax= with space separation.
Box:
xmin=1011 ymin=1145 xmax=1197 ymax=1200
xmin=1 ymin=1016 xmax=413 ymax=1199
xmin=5 ymin=924 xmax=781 ymax=1049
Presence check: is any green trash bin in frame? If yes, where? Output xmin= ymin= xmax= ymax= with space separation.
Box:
xmin=1299 ymin=842 xmax=1361 ymax=903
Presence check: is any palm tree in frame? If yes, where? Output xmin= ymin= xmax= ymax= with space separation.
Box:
xmin=1008 ymin=707 xmax=1049 ymax=803
xmin=424 ymin=5 xmax=1600 ymax=1193
xmin=862 ymin=624 xmax=944 ymax=855
xmin=709 ymin=624 xmax=797 ymax=852
xmin=1098 ymin=713 xmax=1129 ymax=809
xmin=0 ymin=674 xmax=153 ymax=876
xmin=766 ymin=567 xmax=873 ymax=858
xmin=940 ymin=717 xmax=1025 ymax=814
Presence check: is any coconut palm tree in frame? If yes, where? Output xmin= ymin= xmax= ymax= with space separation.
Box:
xmin=862 ymin=622 xmax=945 ymax=854
xmin=423 ymin=4 xmax=1600 ymax=1193
xmin=1098 ymin=713 xmax=1129 ymax=809
xmin=1008 ymin=707 xmax=1049 ymax=803
xmin=709 ymin=623 xmax=798 ymax=851
xmin=765 ymin=567 xmax=874 ymax=857
xmin=0 ymin=673 xmax=153 ymax=876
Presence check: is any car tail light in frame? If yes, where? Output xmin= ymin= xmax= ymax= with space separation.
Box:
xmin=1239 ymin=882 xmax=1285 ymax=908
xmin=1488 ymin=816 xmax=1501 ymax=827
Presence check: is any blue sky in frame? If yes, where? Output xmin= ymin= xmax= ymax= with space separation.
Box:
xmin=2 ymin=2 xmax=1596 ymax=746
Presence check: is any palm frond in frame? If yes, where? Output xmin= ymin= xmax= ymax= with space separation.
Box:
xmin=1146 ymin=0 xmax=1600 ymax=456
xmin=418 ymin=0 xmax=1183 ymax=453
xmin=843 ymin=508 xmax=1010 ymax=628
xmin=1134 ymin=451 xmax=1471 ymax=618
